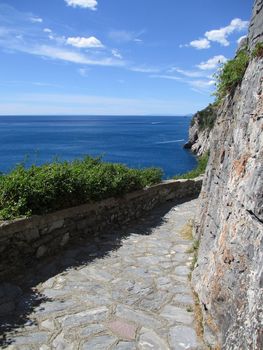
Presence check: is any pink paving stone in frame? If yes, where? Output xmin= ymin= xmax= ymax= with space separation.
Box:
xmin=106 ymin=320 xmax=137 ymax=340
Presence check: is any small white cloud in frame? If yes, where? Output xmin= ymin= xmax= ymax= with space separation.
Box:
xmin=65 ymin=0 xmax=97 ymax=10
xmin=237 ymin=35 xmax=247 ymax=44
xmin=111 ymin=49 xmax=122 ymax=59
xmin=30 ymin=17 xmax=43 ymax=23
xmin=169 ymin=67 xmax=207 ymax=78
xmin=66 ymin=36 xmax=104 ymax=48
xmin=197 ymin=55 xmax=227 ymax=70
xmin=150 ymin=74 xmax=182 ymax=81
xmin=205 ymin=18 xmax=249 ymax=46
xmin=78 ymin=67 xmax=89 ymax=76
xmin=43 ymin=28 xmax=52 ymax=33
xmin=190 ymin=38 xmax=210 ymax=49
xmin=109 ymin=30 xmax=144 ymax=44
xmin=131 ymin=66 xmax=160 ymax=73
xmin=190 ymin=80 xmax=215 ymax=88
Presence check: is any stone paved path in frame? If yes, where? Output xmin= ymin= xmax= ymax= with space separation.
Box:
xmin=1 ymin=199 xmax=204 ymax=349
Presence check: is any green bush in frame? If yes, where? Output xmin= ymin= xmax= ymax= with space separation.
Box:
xmin=252 ymin=42 xmax=263 ymax=58
xmin=214 ymin=49 xmax=249 ymax=102
xmin=174 ymin=152 xmax=209 ymax=180
xmin=194 ymin=104 xmax=217 ymax=131
xmin=0 ymin=157 xmax=163 ymax=220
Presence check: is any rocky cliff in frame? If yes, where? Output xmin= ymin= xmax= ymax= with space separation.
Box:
xmin=184 ymin=104 xmax=217 ymax=156
xmin=192 ymin=0 xmax=263 ymax=348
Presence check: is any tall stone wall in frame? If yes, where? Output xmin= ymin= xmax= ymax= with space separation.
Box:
xmin=192 ymin=1 xmax=263 ymax=348
xmin=0 ymin=178 xmax=201 ymax=282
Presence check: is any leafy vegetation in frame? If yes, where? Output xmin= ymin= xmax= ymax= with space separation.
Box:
xmin=191 ymin=104 xmax=217 ymax=131
xmin=214 ymin=49 xmax=249 ymax=102
xmin=174 ymin=152 xmax=209 ymax=180
xmin=0 ymin=157 xmax=163 ymax=220
xmin=252 ymin=42 xmax=263 ymax=58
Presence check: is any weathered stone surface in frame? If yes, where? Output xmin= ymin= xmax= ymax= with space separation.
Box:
xmin=160 ymin=305 xmax=194 ymax=325
xmin=192 ymin=1 xmax=263 ymax=348
xmin=60 ymin=307 xmax=109 ymax=327
xmin=116 ymin=305 xmax=163 ymax=329
xmin=138 ymin=328 xmax=169 ymax=349
xmin=82 ymin=335 xmax=117 ymax=349
xmin=106 ymin=320 xmax=137 ymax=340
xmin=169 ymin=325 xmax=199 ymax=349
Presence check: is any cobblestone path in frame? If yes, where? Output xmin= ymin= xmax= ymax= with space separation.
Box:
xmin=1 ymin=199 xmax=204 ymax=349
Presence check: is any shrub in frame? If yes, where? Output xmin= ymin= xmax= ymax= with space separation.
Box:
xmin=0 ymin=157 xmax=163 ymax=220
xmin=174 ymin=152 xmax=209 ymax=180
xmin=252 ymin=42 xmax=263 ymax=58
xmin=214 ymin=49 xmax=249 ymax=102
xmin=195 ymin=104 xmax=217 ymax=131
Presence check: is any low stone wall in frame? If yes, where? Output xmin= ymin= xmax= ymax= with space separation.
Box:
xmin=0 ymin=178 xmax=202 ymax=281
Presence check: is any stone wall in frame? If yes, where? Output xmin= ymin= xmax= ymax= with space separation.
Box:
xmin=192 ymin=0 xmax=263 ymax=348
xmin=0 ymin=178 xmax=201 ymax=281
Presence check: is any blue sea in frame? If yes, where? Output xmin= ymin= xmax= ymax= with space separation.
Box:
xmin=0 ymin=115 xmax=196 ymax=178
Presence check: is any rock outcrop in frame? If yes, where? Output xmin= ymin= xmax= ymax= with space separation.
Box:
xmin=192 ymin=0 xmax=263 ymax=349
xmin=184 ymin=104 xmax=217 ymax=156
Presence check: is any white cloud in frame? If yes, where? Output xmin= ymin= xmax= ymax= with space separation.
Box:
xmin=237 ymin=35 xmax=247 ymax=44
xmin=64 ymin=0 xmax=98 ymax=10
xmin=150 ymin=74 xmax=182 ymax=81
xmin=29 ymin=45 xmax=122 ymax=66
xmin=109 ymin=30 xmax=144 ymax=44
xmin=78 ymin=67 xmax=89 ymax=76
xmin=111 ymin=49 xmax=122 ymax=59
xmin=197 ymin=55 xmax=227 ymax=70
xmin=66 ymin=36 xmax=104 ymax=48
xmin=169 ymin=67 xmax=207 ymax=78
xmin=189 ymin=79 xmax=215 ymax=89
xmin=190 ymin=38 xmax=210 ymax=49
xmin=30 ymin=17 xmax=43 ymax=23
xmin=205 ymin=18 xmax=249 ymax=46
xmin=131 ymin=66 xmax=160 ymax=73
xmin=43 ymin=28 xmax=52 ymax=33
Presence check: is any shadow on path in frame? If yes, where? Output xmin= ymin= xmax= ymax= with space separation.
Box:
xmin=0 ymin=195 xmax=197 ymax=348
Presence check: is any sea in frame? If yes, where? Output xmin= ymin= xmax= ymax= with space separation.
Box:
xmin=0 ymin=115 xmax=196 ymax=179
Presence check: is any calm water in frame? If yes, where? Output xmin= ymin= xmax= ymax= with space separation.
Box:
xmin=0 ymin=115 xmax=196 ymax=178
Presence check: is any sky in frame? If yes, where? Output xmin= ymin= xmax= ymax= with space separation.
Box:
xmin=0 ymin=0 xmax=253 ymax=115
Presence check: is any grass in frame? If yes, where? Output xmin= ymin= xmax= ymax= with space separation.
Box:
xmin=252 ymin=42 xmax=263 ymax=59
xmin=174 ymin=152 xmax=209 ymax=180
xmin=214 ymin=49 xmax=249 ymax=102
xmin=0 ymin=156 xmax=163 ymax=220
xmin=180 ymin=220 xmax=194 ymax=240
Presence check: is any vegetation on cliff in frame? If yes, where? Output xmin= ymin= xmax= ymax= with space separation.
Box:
xmin=190 ymin=104 xmax=217 ymax=131
xmin=252 ymin=42 xmax=263 ymax=58
xmin=174 ymin=152 xmax=209 ymax=180
xmin=214 ymin=49 xmax=249 ymax=102
xmin=0 ymin=157 xmax=162 ymax=220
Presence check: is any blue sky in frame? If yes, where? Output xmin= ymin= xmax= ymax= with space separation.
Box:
xmin=0 ymin=0 xmax=253 ymax=115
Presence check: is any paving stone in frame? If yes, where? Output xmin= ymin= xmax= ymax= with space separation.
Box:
xmin=174 ymin=266 xmax=190 ymax=277
xmin=80 ymin=324 xmax=106 ymax=337
xmin=82 ymin=335 xmax=117 ymax=349
xmin=116 ymin=305 xmax=163 ymax=329
xmin=115 ymin=341 xmax=137 ymax=349
xmin=41 ymin=319 xmax=56 ymax=331
xmin=160 ymin=305 xmax=194 ymax=325
xmin=60 ymin=307 xmax=109 ymax=327
xmin=106 ymin=319 xmax=137 ymax=340
xmin=11 ymin=332 xmax=49 ymax=345
xmin=173 ymin=294 xmax=194 ymax=305
xmin=138 ymin=328 xmax=169 ymax=349
xmin=52 ymin=332 xmax=76 ymax=350
xmin=169 ymin=325 xmax=199 ymax=349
